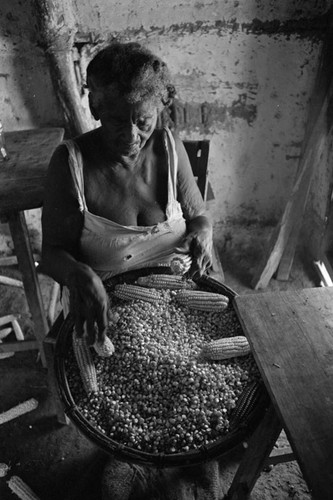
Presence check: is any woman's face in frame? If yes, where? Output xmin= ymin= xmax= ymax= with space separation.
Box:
xmin=93 ymin=92 xmax=159 ymax=160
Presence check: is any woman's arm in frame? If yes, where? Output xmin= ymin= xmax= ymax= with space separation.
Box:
xmin=172 ymin=133 xmax=213 ymax=277
xmin=41 ymin=145 xmax=108 ymax=342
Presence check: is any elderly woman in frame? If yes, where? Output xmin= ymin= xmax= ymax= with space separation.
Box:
xmin=41 ymin=42 xmax=213 ymax=344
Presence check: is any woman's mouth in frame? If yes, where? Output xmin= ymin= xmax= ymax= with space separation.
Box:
xmin=119 ymin=142 xmax=140 ymax=156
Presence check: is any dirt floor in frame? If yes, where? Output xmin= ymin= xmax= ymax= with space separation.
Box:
xmin=0 ymin=228 xmax=319 ymax=500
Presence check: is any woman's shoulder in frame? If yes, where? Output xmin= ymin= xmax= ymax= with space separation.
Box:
xmin=73 ymin=128 xmax=101 ymax=154
xmin=150 ymin=127 xmax=182 ymax=154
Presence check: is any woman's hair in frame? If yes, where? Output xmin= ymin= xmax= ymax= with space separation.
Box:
xmin=86 ymin=42 xmax=176 ymax=108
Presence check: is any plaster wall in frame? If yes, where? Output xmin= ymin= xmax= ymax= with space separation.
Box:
xmin=0 ymin=0 xmax=330 ymax=255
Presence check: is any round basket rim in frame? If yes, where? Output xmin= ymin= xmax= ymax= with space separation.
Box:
xmin=54 ymin=267 xmax=269 ymax=468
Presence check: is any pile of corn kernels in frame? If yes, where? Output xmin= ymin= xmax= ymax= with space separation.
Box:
xmin=66 ymin=288 xmax=260 ymax=454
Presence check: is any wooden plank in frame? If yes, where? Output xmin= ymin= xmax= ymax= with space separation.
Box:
xmin=226 ymin=404 xmax=282 ymax=500
xmin=0 ymin=128 xmax=64 ymax=213
xmin=0 ymin=340 xmax=39 ymax=353
xmin=8 ymin=212 xmax=49 ymax=366
xmin=267 ymin=447 xmax=295 ymax=466
xmin=276 ymin=21 xmax=333 ymax=281
xmin=234 ymin=287 xmax=333 ymax=500
xmin=276 ymin=229 xmax=299 ymax=281
xmin=251 ymin=92 xmax=331 ymax=289
xmin=252 ymin=20 xmax=333 ymax=289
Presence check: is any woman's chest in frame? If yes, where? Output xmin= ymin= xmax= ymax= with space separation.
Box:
xmin=84 ymin=157 xmax=169 ymax=226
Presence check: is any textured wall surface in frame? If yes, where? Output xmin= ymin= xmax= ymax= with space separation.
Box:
xmin=71 ymin=0 xmax=328 ymax=232
xmin=0 ymin=0 xmax=331 ymax=253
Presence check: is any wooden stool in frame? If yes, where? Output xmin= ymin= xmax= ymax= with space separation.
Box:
xmin=0 ymin=127 xmax=64 ymax=366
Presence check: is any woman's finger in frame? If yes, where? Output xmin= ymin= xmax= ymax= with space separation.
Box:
xmin=96 ymin=304 xmax=108 ymax=343
xmin=74 ymin=315 xmax=84 ymax=338
xmin=85 ymin=316 xmax=97 ymax=345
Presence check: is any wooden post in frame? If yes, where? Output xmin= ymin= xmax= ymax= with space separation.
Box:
xmin=32 ymin=0 xmax=90 ymax=136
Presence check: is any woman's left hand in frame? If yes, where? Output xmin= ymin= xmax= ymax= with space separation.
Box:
xmin=175 ymin=216 xmax=213 ymax=278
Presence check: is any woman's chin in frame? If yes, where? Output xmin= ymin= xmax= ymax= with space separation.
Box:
xmin=119 ymin=146 xmax=141 ymax=159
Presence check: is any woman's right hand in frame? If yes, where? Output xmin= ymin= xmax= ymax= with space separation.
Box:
xmin=67 ymin=263 xmax=108 ymax=345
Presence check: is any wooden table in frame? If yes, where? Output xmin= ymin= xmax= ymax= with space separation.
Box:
xmin=0 ymin=127 xmax=64 ymax=365
xmin=226 ymin=286 xmax=333 ymax=500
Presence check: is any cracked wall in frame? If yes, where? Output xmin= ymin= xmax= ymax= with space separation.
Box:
xmin=0 ymin=0 xmax=330 ymax=251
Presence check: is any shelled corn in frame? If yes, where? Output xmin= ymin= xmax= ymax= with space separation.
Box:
xmin=201 ymin=336 xmax=251 ymax=361
xmin=72 ymin=331 xmax=98 ymax=395
xmin=175 ymin=289 xmax=229 ymax=311
xmin=136 ymin=274 xmax=197 ymax=290
xmin=7 ymin=475 xmax=40 ymax=500
xmin=66 ymin=281 xmax=260 ymax=455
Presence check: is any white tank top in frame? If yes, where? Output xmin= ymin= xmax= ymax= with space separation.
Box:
xmin=62 ymin=127 xmax=187 ymax=281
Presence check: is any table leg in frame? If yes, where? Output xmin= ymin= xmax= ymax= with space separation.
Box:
xmin=43 ymin=312 xmax=70 ymax=425
xmin=8 ymin=211 xmax=48 ymax=366
xmin=225 ymin=403 xmax=282 ymax=500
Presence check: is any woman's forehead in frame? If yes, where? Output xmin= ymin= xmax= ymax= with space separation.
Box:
xmin=97 ymin=92 xmax=159 ymax=115
xmin=93 ymin=83 xmax=159 ymax=105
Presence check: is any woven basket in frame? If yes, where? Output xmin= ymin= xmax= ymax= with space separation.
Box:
xmin=54 ymin=267 xmax=269 ymax=467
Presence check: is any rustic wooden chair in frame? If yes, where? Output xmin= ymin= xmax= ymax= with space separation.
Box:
xmin=183 ymin=139 xmax=224 ymax=281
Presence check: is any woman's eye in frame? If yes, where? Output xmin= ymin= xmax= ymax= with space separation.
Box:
xmin=137 ymin=119 xmax=150 ymax=130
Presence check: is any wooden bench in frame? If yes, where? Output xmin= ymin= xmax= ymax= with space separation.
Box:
xmin=226 ymin=287 xmax=333 ymax=499
xmin=0 ymin=127 xmax=64 ymax=365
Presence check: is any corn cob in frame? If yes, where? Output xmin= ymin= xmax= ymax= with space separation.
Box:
xmin=93 ymin=336 xmax=115 ymax=357
xmin=113 ymin=284 xmax=167 ymax=304
xmin=0 ymin=398 xmax=38 ymax=426
xmin=201 ymin=336 xmax=250 ymax=361
xmin=72 ymin=331 xmax=98 ymax=394
xmin=229 ymin=381 xmax=263 ymax=429
xmin=175 ymin=289 xmax=229 ymax=311
xmin=7 ymin=475 xmax=40 ymax=500
xmin=136 ymin=274 xmax=197 ymax=290
xmin=0 ymin=463 xmax=10 ymax=477
xmin=170 ymin=255 xmax=192 ymax=275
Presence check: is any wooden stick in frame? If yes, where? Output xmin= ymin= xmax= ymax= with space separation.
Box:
xmin=0 ymin=398 xmax=38 ymax=425
xmin=0 ymin=254 xmax=40 ymax=266
xmin=0 ymin=315 xmax=16 ymax=327
xmin=0 ymin=327 xmax=12 ymax=339
xmin=47 ymin=281 xmax=60 ymax=325
xmin=0 ymin=275 xmax=23 ymax=288
xmin=0 ymin=316 xmax=24 ymax=340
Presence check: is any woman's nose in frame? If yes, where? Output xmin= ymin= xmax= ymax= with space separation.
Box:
xmin=120 ymin=123 xmax=139 ymax=144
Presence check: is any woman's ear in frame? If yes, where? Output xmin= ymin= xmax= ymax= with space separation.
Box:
xmin=88 ymin=92 xmax=99 ymax=120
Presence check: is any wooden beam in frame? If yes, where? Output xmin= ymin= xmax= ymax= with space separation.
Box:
xmin=32 ymin=0 xmax=90 ymax=136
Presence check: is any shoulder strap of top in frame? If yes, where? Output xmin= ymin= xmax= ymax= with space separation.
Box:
xmin=163 ymin=127 xmax=178 ymax=202
xmin=61 ymin=139 xmax=87 ymax=212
